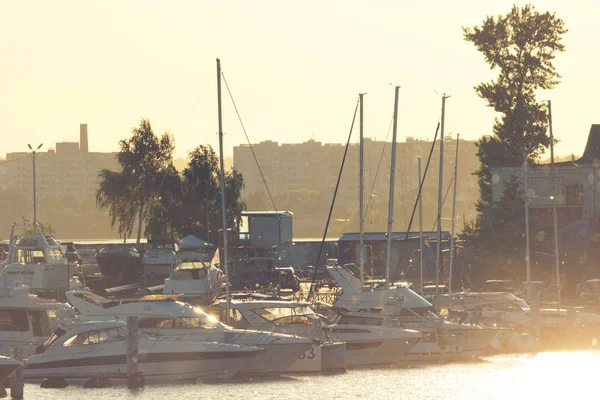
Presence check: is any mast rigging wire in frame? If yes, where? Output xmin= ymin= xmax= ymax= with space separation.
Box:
xmin=221 ymin=72 xmax=279 ymax=215
xmin=307 ymin=98 xmax=360 ymax=301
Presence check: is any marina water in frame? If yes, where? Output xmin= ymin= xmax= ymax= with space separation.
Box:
xmin=22 ymin=350 xmax=600 ymax=399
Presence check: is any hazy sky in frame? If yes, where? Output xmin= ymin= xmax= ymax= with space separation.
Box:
xmin=1 ymin=0 xmax=597 ymax=160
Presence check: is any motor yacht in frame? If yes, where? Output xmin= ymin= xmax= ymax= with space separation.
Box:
xmin=0 ymin=272 xmax=72 ymax=357
xmin=162 ymin=260 xmax=225 ymax=304
xmin=65 ymin=290 xmax=313 ymax=375
xmin=0 ymin=222 xmax=81 ymax=297
xmin=218 ymin=299 xmax=347 ymax=373
xmin=24 ymin=320 xmax=261 ymax=383
xmin=95 ymin=246 xmax=142 ymax=286
xmin=326 ymin=266 xmax=500 ymax=361
xmin=326 ymin=312 xmax=422 ymax=367
xmin=435 ymin=291 xmax=600 ymax=351
xmin=142 ymin=240 xmax=180 ymax=286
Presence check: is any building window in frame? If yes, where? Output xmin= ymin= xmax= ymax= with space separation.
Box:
xmin=566 ymin=184 xmax=583 ymax=205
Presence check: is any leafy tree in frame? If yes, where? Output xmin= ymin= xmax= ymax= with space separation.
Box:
xmin=97 ymin=119 xmax=175 ymax=244
xmin=181 ymin=145 xmax=220 ymax=239
xmin=462 ymin=4 xmax=567 ymax=249
xmin=224 ymin=168 xmax=247 ymax=232
xmin=144 ymin=164 xmax=183 ymax=240
xmin=181 ymin=145 xmax=246 ymax=242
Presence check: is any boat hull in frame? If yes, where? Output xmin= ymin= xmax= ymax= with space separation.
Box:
xmin=343 ymin=337 xmax=420 ymax=367
xmin=24 ymin=348 xmax=257 ymax=383
xmin=321 ymin=341 xmax=347 ymax=373
xmin=240 ymin=341 xmax=312 ymax=375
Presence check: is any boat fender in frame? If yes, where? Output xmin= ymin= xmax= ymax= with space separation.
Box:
xmin=127 ymin=372 xmax=144 ymax=389
xmin=83 ymin=376 xmax=112 ymax=389
xmin=40 ymin=377 xmax=68 ymax=389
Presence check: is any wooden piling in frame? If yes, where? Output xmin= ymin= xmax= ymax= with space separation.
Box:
xmin=9 ymin=348 xmax=23 ymax=399
xmin=126 ymin=316 xmax=144 ymax=389
xmin=530 ymin=298 xmax=541 ymax=349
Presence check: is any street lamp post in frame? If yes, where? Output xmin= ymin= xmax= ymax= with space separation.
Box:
xmin=28 ymin=143 xmax=43 ymax=233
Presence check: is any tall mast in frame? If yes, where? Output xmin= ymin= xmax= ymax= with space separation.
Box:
xmin=524 ymin=148 xmax=531 ymax=301
xmin=548 ymin=100 xmax=561 ymax=307
xmin=436 ymin=94 xmax=449 ymax=297
xmin=449 ymin=134 xmax=460 ymax=294
xmin=418 ymin=157 xmax=424 ymax=294
xmin=359 ymin=93 xmax=365 ymax=283
xmin=216 ymin=58 xmax=230 ymax=324
xmin=385 ymin=86 xmax=400 ymax=286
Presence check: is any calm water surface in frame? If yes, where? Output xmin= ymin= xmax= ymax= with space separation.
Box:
xmin=23 ymin=350 xmax=600 ymax=399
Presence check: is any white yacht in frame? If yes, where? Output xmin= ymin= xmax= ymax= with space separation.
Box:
xmin=326 ymin=266 xmax=500 ymax=361
xmin=0 ymin=272 xmax=72 ymax=357
xmin=142 ymin=240 xmax=180 ymax=285
xmin=162 ymin=260 xmax=226 ymax=304
xmin=24 ymin=320 xmax=261 ymax=383
xmin=326 ymin=312 xmax=422 ymax=367
xmin=219 ymin=299 xmax=347 ymax=373
xmin=435 ymin=291 xmax=600 ymax=350
xmin=65 ymin=290 xmax=313 ymax=375
xmin=0 ymin=222 xmax=80 ymax=297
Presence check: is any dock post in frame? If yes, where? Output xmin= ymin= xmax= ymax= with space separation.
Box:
xmin=0 ymin=376 xmax=6 ymax=398
xmin=127 ymin=316 xmax=144 ymax=389
xmin=566 ymin=307 xmax=577 ymax=345
xmin=9 ymin=348 xmax=23 ymax=399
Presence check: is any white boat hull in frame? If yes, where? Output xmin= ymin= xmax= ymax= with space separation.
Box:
xmin=24 ymin=345 xmax=258 ymax=383
xmin=342 ymin=337 xmax=420 ymax=367
xmin=241 ymin=341 xmax=312 ymax=375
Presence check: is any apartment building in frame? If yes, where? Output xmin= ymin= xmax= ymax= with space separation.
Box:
xmin=4 ymin=124 xmax=118 ymax=205
xmin=233 ymin=136 xmax=479 ymax=211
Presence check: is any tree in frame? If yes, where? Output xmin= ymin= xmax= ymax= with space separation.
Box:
xmin=96 ymin=119 xmax=175 ymax=244
xmin=96 ymin=170 xmax=137 ymax=240
xmin=181 ymin=145 xmax=246 ymax=242
xmin=144 ymin=164 xmax=183 ymax=240
xmin=462 ymin=5 xmax=567 ymax=249
xmin=181 ymin=145 xmax=220 ymax=239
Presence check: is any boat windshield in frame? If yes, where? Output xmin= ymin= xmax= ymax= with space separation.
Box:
xmin=181 ymin=316 xmax=220 ymax=329
xmin=171 ymin=262 xmax=210 ymax=280
xmin=17 ymin=249 xmax=44 ymax=264
xmin=252 ymin=306 xmax=315 ymax=325
xmin=62 ymin=327 xmax=129 ymax=346
xmin=338 ymin=315 xmax=384 ymax=326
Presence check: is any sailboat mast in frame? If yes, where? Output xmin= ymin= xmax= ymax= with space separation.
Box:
xmin=216 ymin=58 xmax=230 ymax=324
xmin=359 ymin=93 xmax=365 ymax=283
xmin=436 ymin=94 xmax=449 ymax=297
xmin=385 ymin=86 xmax=400 ymax=286
xmin=548 ymin=100 xmax=561 ymax=307
xmin=449 ymin=134 xmax=459 ymax=294
xmin=418 ymin=157 xmax=424 ymax=294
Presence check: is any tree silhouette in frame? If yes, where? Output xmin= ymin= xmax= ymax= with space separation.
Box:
xmin=463 ymin=4 xmax=567 ymax=250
